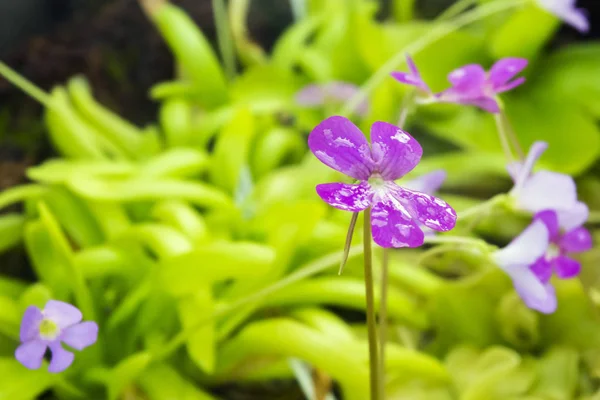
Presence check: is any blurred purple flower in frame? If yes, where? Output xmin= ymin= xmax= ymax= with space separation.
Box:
xmin=537 ymin=0 xmax=589 ymax=33
xmin=403 ymin=170 xmax=447 ymax=195
xmin=295 ymin=81 xmax=369 ymax=117
xmin=531 ymin=203 xmax=592 ymax=281
xmin=509 ymin=141 xmax=578 ymax=213
xmin=15 ymin=300 xmax=98 ymax=373
xmin=390 ymin=55 xmax=432 ymax=94
xmin=436 ymin=58 xmax=528 ymax=113
xmin=492 ymin=220 xmax=556 ymax=313
xmin=309 ymin=116 xmax=456 ymax=248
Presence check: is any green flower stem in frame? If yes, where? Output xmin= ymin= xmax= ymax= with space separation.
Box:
xmin=340 ymin=0 xmax=527 ymax=116
xmin=457 ymin=194 xmax=508 ymax=221
xmin=0 ymin=61 xmax=51 ymax=106
xmin=363 ymin=209 xmax=381 ymax=400
xmin=438 ymin=0 xmax=477 ymax=20
xmin=494 ymin=112 xmax=515 ymax=162
xmin=378 ymin=248 xmax=389 ymax=399
xmin=496 ymin=103 xmax=525 ymax=160
xmin=212 ymin=0 xmax=237 ymax=80
xmin=153 ymin=245 xmax=363 ymax=361
xmin=214 ymin=318 xmax=369 ymax=400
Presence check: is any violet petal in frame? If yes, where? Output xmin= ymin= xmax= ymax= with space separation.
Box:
xmin=308 ymin=116 xmax=374 ymax=180
xmin=560 ymin=226 xmax=593 ymax=253
xmin=495 ymin=77 xmax=526 ymax=94
xmin=493 ymin=220 xmax=550 ymax=267
xmin=370 ymin=121 xmax=423 ymax=181
xmin=462 ymin=96 xmax=501 ymax=113
xmin=15 ymin=340 xmax=47 ymax=370
xmin=556 ymin=201 xmax=589 ymax=231
xmin=402 ymin=170 xmax=447 ymax=195
xmin=48 ymin=342 xmax=75 ymax=373
xmin=553 ymin=255 xmax=581 ymax=279
xmin=534 ymin=210 xmax=560 ymax=239
xmin=20 ymin=306 xmax=43 ymax=343
xmin=530 ymin=257 xmax=553 ymax=283
xmin=488 ymin=58 xmax=528 ymax=90
xmin=447 ymin=64 xmax=487 ymax=96
xmin=394 ymin=186 xmax=457 ymax=232
xmin=516 ymin=171 xmax=577 ymax=213
xmin=315 ymin=182 xmax=373 ymax=212
xmin=514 ymin=277 xmax=557 ymax=314
xmin=511 ymin=141 xmax=549 ymax=188
xmin=370 ymin=201 xmax=424 ymax=248
xmin=61 ymin=321 xmax=99 ymax=351
xmin=43 ymin=300 xmax=82 ymax=330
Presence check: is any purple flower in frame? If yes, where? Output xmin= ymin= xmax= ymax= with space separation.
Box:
xmin=531 ymin=203 xmax=592 ymax=281
xmin=492 ymin=220 xmax=556 ymax=313
xmin=295 ymin=81 xmax=369 ymax=117
xmin=15 ymin=300 xmax=98 ymax=373
xmin=509 ymin=141 xmax=578 ymax=213
xmin=308 ymin=116 xmax=457 ymax=248
xmin=390 ymin=55 xmax=431 ymax=94
xmin=436 ymin=58 xmax=528 ymax=113
xmin=536 ymin=0 xmax=589 ymax=33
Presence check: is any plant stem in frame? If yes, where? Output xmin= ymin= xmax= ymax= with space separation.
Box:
xmin=340 ymin=0 xmax=526 ymax=116
xmin=496 ymin=106 xmax=525 ymax=160
xmin=362 ymin=209 xmax=380 ymax=400
xmin=377 ymin=248 xmax=390 ymax=399
xmin=339 ymin=212 xmax=359 ymax=275
xmin=493 ymin=113 xmax=515 ymax=162
xmin=457 ymin=194 xmax=507 ymax=221
xmin=212 ymin=0 xmax=237 ymax=80
xmin=438 ymin=0 xmax=477 ymax=20
xmin=0 ymin=61 xmax=51 ymax=106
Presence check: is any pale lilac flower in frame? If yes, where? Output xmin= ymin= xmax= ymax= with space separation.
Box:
xmin=531 ymin=203 xmax=592 ymax=281
xmin=390 ymin=55 xmax=431 ymax=94
xmin=536 ymin=0 xmax=589 ymax=33
xmin=403 ymin=170 xmax=447 ymax=195
xmin=15 ymin=300 xmax=98 ymax=373
xmin=309 ymin=116 xmax=457 ymax=248
xmin=295 ymin=81 xmax=369 ymax=117
xmin=436 ymin=58 xmax=528 ymax=113
xmin=492 ymin=220 xmax=556 ymax=313
xmin=509 ymin=141 xmax=578 ymax=213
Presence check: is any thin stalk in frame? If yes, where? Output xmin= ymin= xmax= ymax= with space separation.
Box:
xmin=340 ymin=0 xmax=526 ymax=116
xmin=438 ymin=0 xmax=477 ymax=20
xmin=212 ymin=0 xmax=237 ymax=80
xmin=377 ymin=248 xmax=390 ymax=399
xmin=339 ymin=212 xmax=359 ymax=275
xmin=457 ymin=194 xmax=507 ymax=221
xmin=0 ymin=61 xmax=51 ymax=106
xmin=362 ymin=209 xmax=380 ymax=400
xmin=493 ymin=113 xmax=515 ymax=162
xmin=497 ymin=106 xmax=525 ymax=160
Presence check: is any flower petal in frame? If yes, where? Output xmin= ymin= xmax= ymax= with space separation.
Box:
xmin=370 ymin=201 xmax=424 ymax=248
xmin=15 ymin=340 xmax=47 ymax=370
xmin=43 ymin=300 xmax=82 ymax=330
xmin=402 ymin=170 xmax=446 ymax=195
xmin=530 ymin=257 xmax=553 ymax=283
xmin=495 ymin=77 xmax=526 ymax=94
xmin=315 ymin=182 xmax=373 ymax=212
xmin=515 ymin=171 xmax=577 ymax=213
xmin=511 ymin=141 xmax=548 ymax=188
xmin=513 ymin=276 xmax=557 ymax=314
xmin=447 ymin=64 xmax=487 ymax=95
xmin=308 ymin=116 xmax=374 ymax=180
xmin=394 ymin=186 xmax=457 ymax=232
xmin=462 ymin=96 xmax=501 ymax=113
xmin=48 ymin=342 xmax=75 ymax=373
xmin=370 ymin=121 xmax=422 ymax=180
xmin=556 ymin=201 xmax=588 ymax=231
xmin=534 ymin=210 xmax=560 ymax=239
xmin=20 ymin=306 xmax=43 ymax=342
xmin=492 ymin=220 xmax=550 ymax=268
xmin=295 ymin=84 xmax=325 ymax=106
xmin=561 ymin=8 xmax=590 ymax=33
xmin=553 ymin=255 xmax=581 ymax=279
xmin=61 ymin=321 xmax=99 ymax=351
xmin=560 ymin=227 xmax=592 ymax=253
xmin=488 ymin=58 xmax=528 ymax=90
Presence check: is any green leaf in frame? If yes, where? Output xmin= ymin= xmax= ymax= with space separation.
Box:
xmin=137 ymin=363 xmax=216 ymax=400
xmin=530 ymin=347 xmax=579 ymax=400
xmin=0 ymin=213 xmax=25 ymax=253
xmin=0 ymin=295 xmax=20 ymax=338
xmin=107 ymin=352 xmax=152 ymax=400
xmin=0 ymin=357 xmax=56 ymax=400
xmin=178 ymin=287 xmax=215 ymax=373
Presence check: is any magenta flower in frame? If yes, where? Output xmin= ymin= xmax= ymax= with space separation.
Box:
xmin=492 ymin=220 xmax=556 ymax=313
xmin=308 ymin=116 xmax=457 ymax=248
xmin=531 ymin=202 xmax=592 ymax=281
xmin=509 ymin=141 xmax=578 ymax=213
xmin=295 ymin=81 xmax=369 ymax=117
xmin=436 ymin=58 xmax=528 ymax=113
xmin=390 ymin=55 xmax=431 ymax=94
xmin=536 ymin=0 xmax=589 ymax=33
xmin=15 ymin=300 xmax=98 ymax=373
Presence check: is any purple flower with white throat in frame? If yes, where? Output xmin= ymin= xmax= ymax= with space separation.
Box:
xmin=309 ymin=116 xmax=457 ymax=248
xmin=15 ymin=300 xmax=98 ymax=373
xmin=531 ymin=203 xmax=592 ymax=281
xmin=390 ymin=55 xmax=432 ymax=95
xmin=492 ymin=220 xmax=556 ymax=313
xmin=509 ymin=141 xmax=578 ymax=213
xmin=536 ymin=0 xmax=589 ymax=33
xmin=436 ymin=58 xmax=528 ymax=113
xmin=295 ymin=81 xmax=369 ymax=117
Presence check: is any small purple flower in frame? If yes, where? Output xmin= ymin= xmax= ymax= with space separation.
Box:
xmin=531 ymin=203 xmax=592 ymax=281
xmin=492 ymin=220 xmax=556 ymax=313
xmin=536 ymin=0 xmax=589 ymax=33
xmin=390 ymin=55 xmax=431 ymax=94
xmin=15 ymin=300 xmax=98 ymax=373
xmin=295 ymin=81 xmax=369 ymax=117
xmin=509 ymin=141 xmax=578 ymax=213
xmin=309 ymin=116 xmax=457 ymax=248
xmin=436 ymin=58 xmax=528 ymax=113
